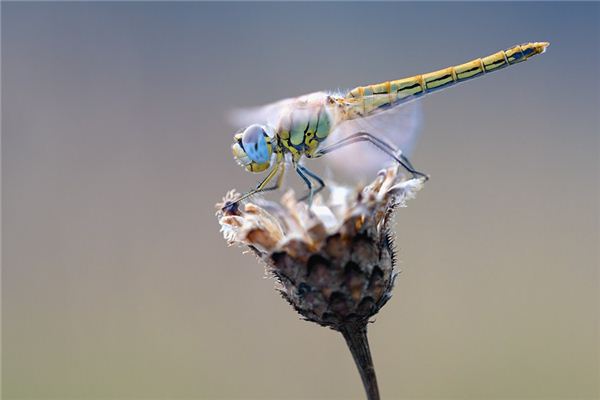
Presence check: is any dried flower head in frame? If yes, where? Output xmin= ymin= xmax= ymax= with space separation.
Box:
xmin=216 ymin=166 xmax=425 ymax=399
xmin=218 ymin=166 xmax=423 ymax=329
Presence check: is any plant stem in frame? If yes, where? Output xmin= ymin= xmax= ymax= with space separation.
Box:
xmin=340 ymin=323 xmax=380 ymax=400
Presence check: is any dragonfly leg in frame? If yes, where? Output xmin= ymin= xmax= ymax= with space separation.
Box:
xmin=399 ymin=153 xmax=416 ymax=170
xmin=315 ymin=132 xmax=429 ymax=181
xmin=261 ymin=162 xmax=286 ymax=193
xmin=295 ymin=165 xmax=314 ymax=206
xmin=297 ymin=164 xmax=325 ymax=203
xmin=222 ymin=162 xmax=282 ymax=212
xmin=310 ymin=131 xmax=398 ymax=157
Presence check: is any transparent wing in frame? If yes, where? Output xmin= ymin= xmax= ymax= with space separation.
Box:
xmin=323 ymin=99 xmax=423 ymax=181
xmin=228 ymin=98 xmax=293 ymax=128
xmin=228 ymin=91 xmax=329 ymax=129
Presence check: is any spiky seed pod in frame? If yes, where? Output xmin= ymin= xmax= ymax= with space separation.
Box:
xmin=271 ymin=216 xmax=397 ymax=330
xmin=217 ymin=166 xmax=425 ymax=400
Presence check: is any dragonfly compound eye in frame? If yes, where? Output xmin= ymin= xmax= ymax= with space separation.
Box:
xmin=241 ymin=124 xmax=271 ymax=164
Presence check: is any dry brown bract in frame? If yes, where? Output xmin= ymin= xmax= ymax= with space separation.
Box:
xmin=216 ymin=166 xmax=424 ymax=330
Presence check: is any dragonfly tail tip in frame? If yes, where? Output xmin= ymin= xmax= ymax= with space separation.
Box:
xmin=537 ymin=41 xmax=550 ymax=54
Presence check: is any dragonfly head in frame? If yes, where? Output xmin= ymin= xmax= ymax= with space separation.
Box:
xmin=232 ymin=124 xmax=276 ymax=173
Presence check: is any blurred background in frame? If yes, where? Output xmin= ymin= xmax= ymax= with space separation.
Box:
xmin=2 ymin=2 xmax=598 ymax=399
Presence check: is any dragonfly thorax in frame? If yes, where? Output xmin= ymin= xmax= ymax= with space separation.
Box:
xmin=276 ymin=101 xmax=333 ymax=160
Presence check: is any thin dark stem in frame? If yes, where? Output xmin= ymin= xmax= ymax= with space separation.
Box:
xmin=340 ymin=323 xmax=380 ymax=400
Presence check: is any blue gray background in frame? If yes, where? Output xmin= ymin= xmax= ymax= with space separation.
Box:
xmin=3 ymin=2 xmax=599 ymax=399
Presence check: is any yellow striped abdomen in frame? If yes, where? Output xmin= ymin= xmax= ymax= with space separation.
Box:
xmin=345 ymin=42 xmax=549 ymax=118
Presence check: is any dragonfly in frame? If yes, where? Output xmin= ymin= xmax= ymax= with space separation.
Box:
xmin=225 ymin=42 xmax=549 ymax=210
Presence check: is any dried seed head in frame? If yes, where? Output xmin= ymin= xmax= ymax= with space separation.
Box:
xmin=216 ymin=167 xmax=425 ymax=331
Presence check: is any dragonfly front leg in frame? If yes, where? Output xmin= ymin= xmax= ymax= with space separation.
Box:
xmin=222 ymin=162 xmax=282 ymax=212
xmin=314 ymin=132 xmax=429 ymax=181
xmin=261 ymin=162 xmax=286 ymax=193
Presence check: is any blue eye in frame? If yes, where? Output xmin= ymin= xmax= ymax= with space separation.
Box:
xmin=242 ymin=125 xmax=270 ymax=164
